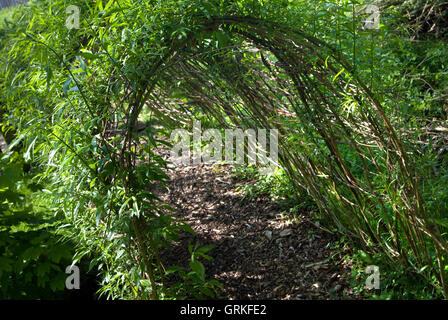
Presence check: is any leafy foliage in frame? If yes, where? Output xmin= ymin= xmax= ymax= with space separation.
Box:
xmin=0 ymin=151 xmax=73 ymax=299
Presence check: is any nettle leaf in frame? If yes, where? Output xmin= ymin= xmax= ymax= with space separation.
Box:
xmin=47 ymin=245 xmax=72 ymax=264
xmin=0 ymin=164 xmax=22 ymax=189
xmin=49 ymin=273 xmax=67 ymax=292
xmin=37 ymin=262 xmax=51 ymax=278
xmin=21 ymin=246 xmax=44 ymax=261
xmin=199 ymin=286 xmax=214 ymax=297
xmin=0 ymin=257 xmax=13 ymax=273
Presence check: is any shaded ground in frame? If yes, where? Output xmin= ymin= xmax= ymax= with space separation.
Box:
xmin=157 ymin=162 xmax=355 ymax=299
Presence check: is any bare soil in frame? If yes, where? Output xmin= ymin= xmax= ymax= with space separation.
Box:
xmin=157 ymin=162 xmax=355 ymax=300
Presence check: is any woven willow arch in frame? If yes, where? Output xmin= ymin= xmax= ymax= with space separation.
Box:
xmin=119 ymin=16 xmax=446 ymax=293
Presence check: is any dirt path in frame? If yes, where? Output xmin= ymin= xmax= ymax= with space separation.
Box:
xmin=158 ymin=163 xmax=354 ymax=299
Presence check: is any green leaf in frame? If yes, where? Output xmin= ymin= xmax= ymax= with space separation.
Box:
xmin=62 ymin=77 xmax=72 ymax=95
xmin=37 ymin=262 xmax=51 ymax=278
xmin=140 ymin=279 xmax=152 ymax=287
xmin=199 ymin=286 xmax=214 ymax=297
xmin=165 ymin=265 xmax=184 ymax=275
xmin=0 ymin=257 xmax=13 ymax=273
xmin=45 ymin=63 xmax=53 ymax=86
xmin=332 ymin=68 xmax=345 ymax=82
